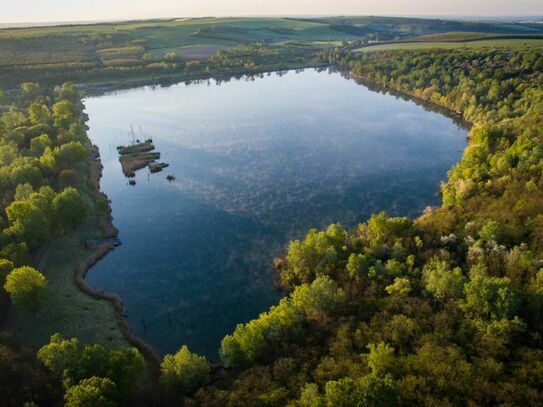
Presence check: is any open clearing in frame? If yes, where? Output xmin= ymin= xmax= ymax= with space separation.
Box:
xmin=5 ymin=224 xmax=129 ymax=351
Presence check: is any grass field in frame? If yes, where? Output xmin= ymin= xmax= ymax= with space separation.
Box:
xmin=357 ymin=38 xmax=543 ymax=52
xmin=5 ymin=222 xmax=129 ymax=351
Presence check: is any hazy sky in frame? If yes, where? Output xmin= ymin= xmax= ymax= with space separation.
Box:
xmin=2 ymin=0 xmax=542 ymax=23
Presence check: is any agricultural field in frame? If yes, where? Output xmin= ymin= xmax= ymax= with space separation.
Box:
xmin=1 ymin=16 xmax=542 ymax=79
xmin=357 ymin=37 xmax=543 ymax=52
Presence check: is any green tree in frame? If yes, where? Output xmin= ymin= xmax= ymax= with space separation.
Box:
xmin=30 ymin=134 xmax=52 ymax=156
xmin=479 ymin=220 xmax=503 ymax=243
xmin=53 ymin=187 xmax=87 ymax=231
xmin=283 ymin=230 xmax=336 ymax=286
xmin=1 ymin=108 xmax=26 ymax=130
xmin=10 ymin=162 xmax=42 ymax=188
xmin=160 ymin=345 xmax=210 ymax=395
xmin=324 ymin=377 xmax=360 ymax=407
xmin=324 ymin=374 xmax=398 ymax=407
xmin=4 ymin=266 xmax=46 ymax=312
xmin=385 ymin=277 xmax=411 ymax=296
xmin=52 ymin=100 xmax=75 ymax=129
xmin=55 ymin=141 xmax=86 ymax=167
xmin=461 ymin=265 xmax=520 ymax=321
xmin=423 ymin=258 xmax=466 ymax=300
xmin=5 ymin=187 xmax=54 ymax=247
xmin=64 ymin=376 xmax=116 ymax=407
xmin=367 ymin=342 xmax=395 ymax=376
xmin=38 ymin=334 xmax=143 ymax=390
xmin=14 ymin=183 xmax=34 ymax=201
xmin=219 ymin=298 xmax=300 ymax=367
xmin=27 ymin=103 xmax=52 ymax=126
xmin=357 ymin=373 xmax=398 ymax=406
xmin=105 ymin=348 xmax=144 ymax=393
xmin=291 ymin=275 xmax=344 ymax=321
xmin=346 ymin=253 xmax=371 ymax=279
xmin=56 ymin=83 xmax=79 ymax=102
xmin=39 ymin=147 xmax=58 ymax=175
xmin=298 ymin=383 xmax=324 ymax=407
xmin=20 ymin=82 xmax=40 ymax=98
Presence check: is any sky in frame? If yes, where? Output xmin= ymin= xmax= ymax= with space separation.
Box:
xmin=2 ymin=0 xmax=542 ymax=24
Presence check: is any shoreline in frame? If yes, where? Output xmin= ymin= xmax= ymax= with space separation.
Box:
xmin=82 ymin=144 xmax=161 ymax=372
xmin=345 ymin=69 xmax=473 ymax=131
xmin=79 ymin=62 xmax=327 ymax=96
xmin=75 ymin=65 xmax=470 ymax=373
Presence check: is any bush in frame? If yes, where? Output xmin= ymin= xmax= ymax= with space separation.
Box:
xmin=160 ymin=345 xmax=210 ymax=395
xmin=4 ymin=266 xmax=46 ymax=312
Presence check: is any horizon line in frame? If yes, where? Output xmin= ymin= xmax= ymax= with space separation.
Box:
xmin=1 ymin=13 xmax=542 ymax=28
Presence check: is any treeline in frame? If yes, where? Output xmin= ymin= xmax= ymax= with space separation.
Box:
xmin=0 ymin=44 xmax=315 ymax=89
xmin=185 ymin=48 xmax=543 ymax=405
xmin=0 ymin=83 xmax=91 ymax=264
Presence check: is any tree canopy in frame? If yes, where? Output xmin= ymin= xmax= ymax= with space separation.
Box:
xmin=3 ymin=266 xmax=46 ymax=312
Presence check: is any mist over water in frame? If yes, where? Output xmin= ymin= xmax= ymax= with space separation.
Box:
xmin=84 ymin=69 xmax=466 ymax=359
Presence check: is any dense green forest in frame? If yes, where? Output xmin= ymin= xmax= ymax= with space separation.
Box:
xmin=1 ymin=17 xmax=543 ymax=406
xmin=189 ymin=47 xmax=543 ymax=405
xmin=0 ymin=83 xmax=117 ymax=404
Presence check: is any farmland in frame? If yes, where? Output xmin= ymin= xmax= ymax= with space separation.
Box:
xmin=1 ymin=16 xmax=543 ymax=87
xmin=355 ymin=35 xmax=543 ymax=52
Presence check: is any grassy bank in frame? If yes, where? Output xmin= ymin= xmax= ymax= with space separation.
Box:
xmin=5 ymin=223 xmax=129 ymax=350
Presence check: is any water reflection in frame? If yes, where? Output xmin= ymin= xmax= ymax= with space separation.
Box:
xmin=84 ymin=69 xmax=466 ymax=359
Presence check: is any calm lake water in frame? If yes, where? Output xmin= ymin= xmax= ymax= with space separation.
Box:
xmin=85 ymin=69 xmax=466 ymax=359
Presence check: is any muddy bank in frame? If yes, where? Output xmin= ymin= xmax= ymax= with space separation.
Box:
xmin=75 ymin=243 xmax=161 ymax=372
xmin=120 ymin=152 xmax=161 ymax=177
xmin=89 ymin=145 xmax=119 ymax=237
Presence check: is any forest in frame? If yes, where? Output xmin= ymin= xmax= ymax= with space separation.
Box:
xmin=0 ymin=16 xmax=543 ymax=407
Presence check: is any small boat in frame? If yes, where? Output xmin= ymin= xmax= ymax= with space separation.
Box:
xmin=166 ymin=174 xmax=176 ymax=182
xmin=128 ymin=179 xmax=136 ymax=186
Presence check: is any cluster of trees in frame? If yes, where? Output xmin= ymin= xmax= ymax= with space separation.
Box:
xmin=0 ymin=83 xmax=104 ymax=405
xmin=0 ymin=82 xmax=89 ymax=278
xmin=194 ymin=214 xmax=543 ymax=405
xmin=37 ymin=334 xmax=145 ymax=405
xmin=187 ymin=47 xmax=543 ymax=405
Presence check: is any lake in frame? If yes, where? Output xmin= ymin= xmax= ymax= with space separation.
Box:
xmin=84 ymin=69 xmax=466 ymax=359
